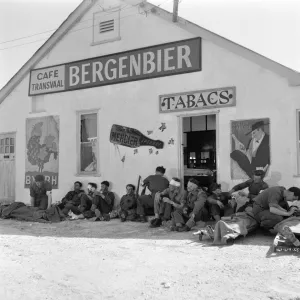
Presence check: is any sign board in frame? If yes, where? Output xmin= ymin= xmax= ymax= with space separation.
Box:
xmin=230 ymin=118 xmax=270 ymax=180
xmin=159 ymin=86 xmax=236 ymax=113
xmin=29 ymin=37 xmax=202 ymax=96
xmin=24 ymin=115 xmax=59 ymax=189
xmin=110 ymin=124 xmax=164 ymax=149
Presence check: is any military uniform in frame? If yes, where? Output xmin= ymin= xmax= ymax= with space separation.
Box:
xmin=58 ymin=189 xmax=91 ymax=216
xmin=30 ymin=181 xmax=52 ymax=210
xmin=156 ymin=188 xmax=187 ymax=221
xmin=119 ymin=193 xmax=137 ymax=221
xmin=136 ymin=175 xmax=169 ymax=216
xmin=172 ymin=188 xmax=209 ymax=228
xmin=252 ymin=186 xmax=288 ymax=229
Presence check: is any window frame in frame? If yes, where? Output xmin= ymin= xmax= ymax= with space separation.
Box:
xmin=0 ymin=132 xmax=16 ymax=161
xmin=76 ymin=109 xmax=101 ymax=177
xmin=297 ymin=110 xmax=300 ymax=175
xmin=91 ymin=8 xmax=121 ymax=46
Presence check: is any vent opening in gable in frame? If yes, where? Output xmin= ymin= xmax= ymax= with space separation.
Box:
xmin=92 ymin=9 xmax=121 ymax=45
xmin=99 ymin=20 xmax=114 ymax=34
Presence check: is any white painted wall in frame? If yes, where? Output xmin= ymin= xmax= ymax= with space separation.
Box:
xmin=1 ymin=0 xmax=300 ymax=205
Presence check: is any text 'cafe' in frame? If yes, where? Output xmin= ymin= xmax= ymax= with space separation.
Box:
xmin=29 ymin=38 xmax=201 ymax=95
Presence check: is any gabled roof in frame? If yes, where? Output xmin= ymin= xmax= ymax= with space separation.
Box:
xmin=143 ymin=1 xmax=300 ymax=86
xmin=1 ymin=0 xmax=300 ymax=106
xmin=0 ymin=0 xmax=95 ymax=105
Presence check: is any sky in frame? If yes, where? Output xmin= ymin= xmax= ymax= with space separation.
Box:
xmin=0 ymin=0 xmax=300 ymax=90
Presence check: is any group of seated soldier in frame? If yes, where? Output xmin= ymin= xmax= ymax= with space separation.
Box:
xmin=29 ymin=175 xmax=115 ymax=221
xmin=29 ymin=167 xmax=300 ymax=232
xmin=58 ymin=181 xmax=115 ymax=221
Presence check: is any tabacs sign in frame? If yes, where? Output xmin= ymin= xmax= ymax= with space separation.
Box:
xmin=29 ymin=37 xmax=201 ymax=96
xmin=159 ymin=86 xmax=236 ymax=113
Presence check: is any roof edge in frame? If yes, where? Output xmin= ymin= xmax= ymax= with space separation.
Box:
xmin=0 ymin=0 xmax=96 ymax=105
xmin=144 ymin=2 xmax=300 ymax=86
xmin=1 ymin=0 xmax=300 ymax=106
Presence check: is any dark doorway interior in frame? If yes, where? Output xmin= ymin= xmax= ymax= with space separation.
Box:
xmin=182 ymin=114 xmax=217 ymax=189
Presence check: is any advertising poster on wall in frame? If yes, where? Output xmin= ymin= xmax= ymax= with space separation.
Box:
xmin=110 ymin=124 xmax=164 ymax=149
xmin=230 ymin=118 xmax=270 ymax=179
xmin=24 ymin=116 xmax=59 ymax=188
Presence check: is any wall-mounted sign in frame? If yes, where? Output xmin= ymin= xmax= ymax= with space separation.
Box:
xmin=230 ymin=118 xmax=270 ymax=180
xmin=110 ymin=124 xmax=164 ymax=149
xmin=159 ymin=86 xmax=236 ymax=113
xmin=29 ymin=37 xmax=201 ymax=96
xmin=24 ymin=115 xmax=59 ymax=189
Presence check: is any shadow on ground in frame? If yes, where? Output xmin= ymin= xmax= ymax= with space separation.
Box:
xmin=0 ymin=218 xmax=276 ymax=248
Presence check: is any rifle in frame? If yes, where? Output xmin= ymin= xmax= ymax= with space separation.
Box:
xmin=136 ymin=175 xmax=141 ymax=199
xmin=136 ymin=175 xmax=146 ymax=199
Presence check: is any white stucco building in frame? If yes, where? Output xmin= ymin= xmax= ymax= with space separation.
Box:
xmin=1 ymin=0 xmax=300 ymax=205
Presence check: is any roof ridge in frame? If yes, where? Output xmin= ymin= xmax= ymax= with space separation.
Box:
xmin=1 ymin=0 xmax=299 ymax=106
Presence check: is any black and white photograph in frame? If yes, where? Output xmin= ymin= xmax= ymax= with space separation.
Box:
xmin=231 ymin=118 xmax=270 ymax=179
xmin=1 ymin=0 xmax=300 ymax=299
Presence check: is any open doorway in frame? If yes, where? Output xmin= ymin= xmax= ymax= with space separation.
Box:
xmin=181 ymin=114 xmax=217 ymax=189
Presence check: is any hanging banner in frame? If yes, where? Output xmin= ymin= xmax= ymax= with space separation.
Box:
xmin=28 ymin=37 xmax=201 ymax=96
xmin=24 ymin=116 xmax=59 ymax=188
xmin=159 ymin=86 xmax=236 ymax=113
xmin=230 ymin=118 xmax=270 ymax=179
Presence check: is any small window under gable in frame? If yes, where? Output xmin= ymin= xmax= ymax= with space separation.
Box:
xmin=92 ymin=9 xmax=121 ymax=45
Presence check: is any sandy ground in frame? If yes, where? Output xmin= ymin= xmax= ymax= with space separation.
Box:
xmin=0 ymin=218 xmax=300 ymax=300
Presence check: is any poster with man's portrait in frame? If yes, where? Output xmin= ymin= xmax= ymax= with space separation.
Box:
xmin=230 ymin=118 xmax=270 ymax=180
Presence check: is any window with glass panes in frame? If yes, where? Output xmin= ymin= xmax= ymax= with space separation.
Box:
xmin=0 ymin=137 xmax=14 ymax=154
xmin=79 ymin=112 xmax=98 ymax=174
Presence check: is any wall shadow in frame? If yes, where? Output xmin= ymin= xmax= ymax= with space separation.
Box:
xmin=0 ymin=218 xmax=278 ymax=249
xmin=0 ymin=218 xmax=195 ymax=241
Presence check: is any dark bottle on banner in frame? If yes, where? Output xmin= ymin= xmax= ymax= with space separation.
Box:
xmin=110 ymin=124 xmax=164 ymax=149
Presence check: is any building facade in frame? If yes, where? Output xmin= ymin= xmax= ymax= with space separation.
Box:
xmin=1 ymin=0 xmax=300 ymax=204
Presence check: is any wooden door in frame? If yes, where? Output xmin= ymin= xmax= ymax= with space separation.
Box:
xmin=0 ymin=133 xmax=15 ymax=203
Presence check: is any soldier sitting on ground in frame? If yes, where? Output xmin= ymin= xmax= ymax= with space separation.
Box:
xmin=69 ymin=182 xmax=98 ymax=220
xmin=92 ymin=181 xmax=115 ymax=222
xmin=58 ymin=181 xmax=91 ymax=216
xmin=229 ymin=170 xmax=268 ymax=213
xmin=135 ymin=166 xmax=169 ymax=223
xmin=207 ymin=183 xmax=235 ymax=222
xmin=150 ymin=177 xmax=187 ymax=228
xmin=119 ymin=184 xmax=137 ymax=222
xmin=171 ymin=178 xmax=209 ymax=232
xmin=73 ymin=182 xmax=115 ymax=221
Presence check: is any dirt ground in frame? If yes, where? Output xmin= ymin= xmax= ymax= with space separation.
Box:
xmin=0 ymin=218 xmax=300 ymax=300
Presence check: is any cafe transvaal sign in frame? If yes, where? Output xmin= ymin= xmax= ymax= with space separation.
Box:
xmin=159 ymin=87 xmax=236 ymax=113
xmin=29 ymin=37 xmax=201 ymax=96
